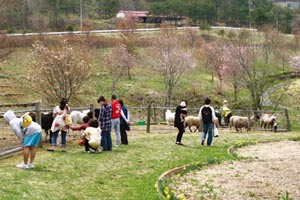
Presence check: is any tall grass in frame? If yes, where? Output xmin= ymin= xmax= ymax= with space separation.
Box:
xmin=0 ymin=127 xmax=298 ymax=200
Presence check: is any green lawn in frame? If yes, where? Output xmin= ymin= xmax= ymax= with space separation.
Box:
xmin=0 ymin=127 xmax=298 ymax=200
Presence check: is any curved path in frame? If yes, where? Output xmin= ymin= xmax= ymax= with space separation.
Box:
xmin=171 ymin=140 xmax=300 ymax=200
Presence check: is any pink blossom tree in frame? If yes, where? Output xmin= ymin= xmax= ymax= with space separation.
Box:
xmin=105 ymin=43 xmax=135 ymax=94
xmin=148 ymin=26 xmax=196 ymax=107
xmin=289 ymin=55 xmax=300 ymax=72
xmin=225 ymin=30 xmax=269 ymax=110
xmin=117 ymin=16 xmax=139 ymax=80
xmin=218 ymin=45 xmax=244 ymax=102
xmin=201 ymin=41 xmax=227 ymax=94
xmin=30 ymin=40 xmax=93 ymax=103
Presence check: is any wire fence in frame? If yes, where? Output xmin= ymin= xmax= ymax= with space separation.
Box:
xmin=0 ymin=103 xmax=291 ymax=157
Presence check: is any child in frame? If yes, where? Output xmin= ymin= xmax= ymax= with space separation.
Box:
xmin=3 ymin=110 xmax=42 ymax=169
xmin=71 ymin=115 xmax=90 ymax=131
xmin=81 ymin=118 xmax=101 ymax=153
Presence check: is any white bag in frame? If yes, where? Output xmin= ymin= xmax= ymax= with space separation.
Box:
xmin=213 ymin=126 xmax=219 ymax=137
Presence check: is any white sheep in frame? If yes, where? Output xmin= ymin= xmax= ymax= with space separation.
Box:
xmin=231 ymin=115 xmax=258 ymax=133
xmin=184 ymin=116 xmax=201 ymax=132
xmin=260 ymin=113 xmax=278 ymax=132
xmin=70 ymin=109 xmax=91 ymax=125
xmin=165 ymin=110 xmax=175 ymax=126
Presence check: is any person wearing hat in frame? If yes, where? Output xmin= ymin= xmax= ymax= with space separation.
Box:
xmin=174 ymin=100 xmax=188 ymax=145
xmin=3 ymin=110 xmax=42 ymax=169
xmin=220 ymin=100 xmax=232 ymax=126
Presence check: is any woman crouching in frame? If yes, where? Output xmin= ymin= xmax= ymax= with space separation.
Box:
xmin=81 ymin=119 xmax=101 ymax=153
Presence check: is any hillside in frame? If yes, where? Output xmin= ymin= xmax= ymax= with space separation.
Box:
xmin=0 ymin=30 xmax=298 ymax=112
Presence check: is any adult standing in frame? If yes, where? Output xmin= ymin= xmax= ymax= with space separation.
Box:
xmin=98 ymin=96 xmax=112 ymax=151
xmin=174 ymin=100 xmax=187 ymax=145
xmin=220 ymin=100 xmax=232 ymax=126
xmin=119 ymin=99 xmax=130 ymax=145
xmin=111 ymin=94 xmax=121 ymax=146
xmin=48 ymin=97 xmax=70 ymax=152
xmin=199 ymin=97 xmax=217 ymax=146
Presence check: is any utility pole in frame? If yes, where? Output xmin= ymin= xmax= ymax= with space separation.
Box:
xmin=80 ymin=0 xmax=83 ymax=30
xmin=248 ymin=0 xmax=253 ymax=29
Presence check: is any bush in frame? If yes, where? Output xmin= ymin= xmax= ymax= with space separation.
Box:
xmin=7 ymin=27 xmax=14 ymax=34
xmin=66 ymin=24 xmax=75 ymax=32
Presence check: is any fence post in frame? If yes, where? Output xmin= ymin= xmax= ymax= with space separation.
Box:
xmin=247 ymin=108 xmax=251 ymax=131
xmin=285 ymin=108 xmax=291 ymax=131
xmin=153 ymin=106 xmax=157 ymax=123
xmin=147 ymin=105 xmax=151 ymax=133
xmin=35 ymin=102 xmax=43 ymax=148
xmin=90 ymin=104 xmax=94 ymax=117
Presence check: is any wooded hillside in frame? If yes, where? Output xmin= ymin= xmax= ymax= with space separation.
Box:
xmin=0 ymin=0 xmax=298 ymax=34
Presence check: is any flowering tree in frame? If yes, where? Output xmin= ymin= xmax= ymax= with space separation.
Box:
xmin=148 ymin=26 xmax=196 ymax=107
xmin=218 ymin=45 xmax=244 ymax=102
xmin=289 ymin=55 xmax=300 ymax=72
xmin=225 ymin=30 xmax=271 ymax=110
xmin=117 ymin=16 xmax=139 ymax=79
xmin=201 ymin=41 xmax=226 ymax=93
xmin=105 ymin=43 xmax=135 ymax=94
xmin=30 ymin=40 xmax=92 ymax=103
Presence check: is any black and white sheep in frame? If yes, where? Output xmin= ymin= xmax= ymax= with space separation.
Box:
xmin=70 ymin=109 xmax=93 ymax=125
xmin=260 ymin=113 xmax=278 ymax=132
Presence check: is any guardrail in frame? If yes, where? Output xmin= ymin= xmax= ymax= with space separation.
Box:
xmin=4 ymin=26 xmax=257 ymax=37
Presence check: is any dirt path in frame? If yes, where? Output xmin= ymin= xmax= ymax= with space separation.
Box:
xmin=173 ymin=141 xmax=300 ymax=200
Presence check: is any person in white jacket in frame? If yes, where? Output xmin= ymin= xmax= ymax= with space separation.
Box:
xmin=4 ymin=110 xmax=42 ymax=169
xmin=81 ymin=118 xmax=101 ymax=153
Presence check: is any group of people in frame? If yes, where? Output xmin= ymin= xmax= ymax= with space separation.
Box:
xmin=174 ymin=97 xmax=231 ymax=147
xmin=97 ymin=94 xmax=130 ymax=151
xmin=3 ymin=94 xmax=130 ymax=169
xmin=4 ymin=94 xmax=228 ymax=169
xmin=48 ymin=94 xmax=130 ymax=153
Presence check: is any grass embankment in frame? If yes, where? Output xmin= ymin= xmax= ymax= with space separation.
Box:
xmin=0 ymin=127 xmax=298 ymax=200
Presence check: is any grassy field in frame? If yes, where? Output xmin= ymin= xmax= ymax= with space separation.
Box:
xmin=0 ymin=126 xmax=298 ymax=200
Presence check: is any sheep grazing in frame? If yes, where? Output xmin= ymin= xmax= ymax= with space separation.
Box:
xmin=229 ymin=115 xmax=238 ymax=130
xmin=165 ymin=110 xmax=175 ymax=126
xmin=230 ymin=114 xmax=259 ymax=133
xmin=260 ymin=113 xmax=278 ymax=132
xmin=184 ymin=116 xmax=201 ymax=132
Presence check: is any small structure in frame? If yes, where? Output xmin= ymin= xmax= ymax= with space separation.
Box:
xmin=273 ymin=1 xmax=300 ymax=9
xmin=116 ymin=10 xmax=149 ymax=23
xmin=116 ymin=10 xmax=187 ymax=25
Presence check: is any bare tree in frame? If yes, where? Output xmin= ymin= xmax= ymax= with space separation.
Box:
xmin=148 ymin=25 xmax=196 ymax=107
xmin=30 ymin=40 xmax=93 ymax=103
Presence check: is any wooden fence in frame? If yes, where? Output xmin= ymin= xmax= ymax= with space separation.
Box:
xmin=0 ymin=103 xmax=291 ymax=157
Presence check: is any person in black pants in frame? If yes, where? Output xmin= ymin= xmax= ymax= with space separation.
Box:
xmin=119 ymin=99 xmax=130 ymax=145
xmin=174 ymin=100 xmax=187 ymax=145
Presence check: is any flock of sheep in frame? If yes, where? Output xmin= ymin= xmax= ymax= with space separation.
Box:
xmin=165 ymin=109 xmax=278 ymax=133
xmin=29 ymin=108 xmax=278 ymax=141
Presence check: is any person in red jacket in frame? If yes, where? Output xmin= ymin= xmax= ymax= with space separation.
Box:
xmin=111 ymin=94 xmax=121 ymax=146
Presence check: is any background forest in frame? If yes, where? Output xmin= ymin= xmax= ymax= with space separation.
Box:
xmin=0 ymin=0 xmax=299 ymax=34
